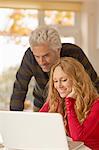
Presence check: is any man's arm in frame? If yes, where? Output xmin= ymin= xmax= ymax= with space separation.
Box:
xmin=10 ymin=48 xmax=34 ymax=111
xmin=32 ymin=78 xmax=49 ymax=111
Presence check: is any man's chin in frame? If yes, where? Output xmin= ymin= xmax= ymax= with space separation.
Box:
xmin=42 ymin=67 xmax=50 ymax=72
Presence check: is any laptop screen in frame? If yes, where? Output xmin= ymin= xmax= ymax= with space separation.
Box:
xmin=0 ymin=111 xmax=69 ymax=150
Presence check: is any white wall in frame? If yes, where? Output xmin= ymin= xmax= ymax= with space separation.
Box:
xmin=81 ymin=0 xmax=99 ymax=75
xmin=96 ymin=0 xmax=99 ymax=75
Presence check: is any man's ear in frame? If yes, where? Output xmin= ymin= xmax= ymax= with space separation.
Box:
xmin=58 ymin=48 xmax=61 ymax=52
xmin=57 ymin=48 xmax=61 ymax=56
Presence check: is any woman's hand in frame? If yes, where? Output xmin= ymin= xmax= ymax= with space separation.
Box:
xmin=67 ymin=88 xmax=77 ymax=99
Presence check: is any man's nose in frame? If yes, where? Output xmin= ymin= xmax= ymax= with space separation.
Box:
xmin=39 ymin=57 xmax=46 ymax=64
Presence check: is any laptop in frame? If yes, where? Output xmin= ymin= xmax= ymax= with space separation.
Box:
xmin=0 ymin=111 xmax=69 ymax=150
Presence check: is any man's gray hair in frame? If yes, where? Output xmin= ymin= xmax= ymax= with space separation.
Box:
xmin=29 ymin=26 xmax=62 ymax=50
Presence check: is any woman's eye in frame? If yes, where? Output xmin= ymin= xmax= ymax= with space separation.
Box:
xmin=54 ymin=80 xmax=58 ymax=83
xmin=62 ymin=79 xmax=67 ymax=82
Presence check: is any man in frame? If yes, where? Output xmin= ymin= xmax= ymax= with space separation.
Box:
xmin=10 ymin=26 xmax=99 ymax=111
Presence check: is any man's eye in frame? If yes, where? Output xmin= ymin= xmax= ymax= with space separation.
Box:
xmin=44 ymin=54 xmax=49 ymax=58
xmin=35 ymin=56 xmax=39 ymax=59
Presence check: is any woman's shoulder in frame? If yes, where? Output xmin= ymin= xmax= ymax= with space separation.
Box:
xmin=93 ymin=98 xmax=99 ymax=104
xmin=91 ymin=98 xmax=99 ymax=110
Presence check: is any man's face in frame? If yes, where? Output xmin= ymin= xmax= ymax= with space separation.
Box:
xmin=31 ymin=43 xmax=60 ymax=72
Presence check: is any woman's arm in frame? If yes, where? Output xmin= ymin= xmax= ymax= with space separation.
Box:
xmin=66 ymin=97 xmax=99 ymax=141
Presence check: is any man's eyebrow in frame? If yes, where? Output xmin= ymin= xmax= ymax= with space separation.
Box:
xmin=34 ymin=53 xmax=49 ymax=57
xmin=43 ymin=53 xmax=49 ymax=56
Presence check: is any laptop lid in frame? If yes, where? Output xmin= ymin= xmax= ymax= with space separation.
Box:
xmin=0 ymin=111 xmax=69 ymax=150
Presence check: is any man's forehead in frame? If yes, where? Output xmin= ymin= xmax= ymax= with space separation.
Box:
xmin=31 ymin=43 xmax=55 ymax=55
xmin=32 ymin=48 xmax=50 ymax=57
xmin=32 ymin=43 xmax=49 ymax=48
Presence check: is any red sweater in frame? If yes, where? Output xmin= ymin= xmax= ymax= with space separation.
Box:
xmin=39 ymin=97 xmax=99 ymax=150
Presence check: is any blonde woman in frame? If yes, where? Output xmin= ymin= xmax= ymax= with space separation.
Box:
xmin=40 ymin=57 xmax=99 ymax=150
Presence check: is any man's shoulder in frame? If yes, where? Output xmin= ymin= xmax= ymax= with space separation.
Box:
xmin=18 ymin=47 xmax=39 ymax=74
xmin=61 ymin=43 xmax=86 ymax=61
xmin=24 ymin=47 xmax=36 ymax=62
xmin=25 ymin=47 xmax=32 ymax=55
xmin=61 ymin=43 xmax=82 ymax=54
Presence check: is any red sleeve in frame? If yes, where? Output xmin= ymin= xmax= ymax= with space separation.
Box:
xmin=65 ymin=97 xmax=99 ymax=141
xmin=39 ymin=101 xmax=49 ymax=112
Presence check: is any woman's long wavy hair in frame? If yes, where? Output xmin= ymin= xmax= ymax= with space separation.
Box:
xmin=48 ymin=57 xmax=99 ymax=123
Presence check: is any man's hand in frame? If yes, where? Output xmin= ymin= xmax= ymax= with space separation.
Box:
xmin=33 ymin=105 xmax=40 ymax=112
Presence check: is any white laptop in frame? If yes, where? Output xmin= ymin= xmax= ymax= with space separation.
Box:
xmin=0 ymin=111 xmax=69 ymax=150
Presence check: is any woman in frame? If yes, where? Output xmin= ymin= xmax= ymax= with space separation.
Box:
xmin=39 ymin=57 xmax=99 ymax=150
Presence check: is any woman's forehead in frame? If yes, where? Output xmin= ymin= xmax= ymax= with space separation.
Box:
xmin=53 ymin=66 xmax=67 ymax=78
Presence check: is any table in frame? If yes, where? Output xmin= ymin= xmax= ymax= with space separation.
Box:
xmin=0 ymin=142 xmax=91 ymax=150
xmin=0 ymin=134 xmax=91 ymax=150
xmin=68 ymin=141 xmax=91 ymax=150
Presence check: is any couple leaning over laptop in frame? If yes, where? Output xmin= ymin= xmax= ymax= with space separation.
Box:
xmin=10 ymin=26 xmax=99 ymax=150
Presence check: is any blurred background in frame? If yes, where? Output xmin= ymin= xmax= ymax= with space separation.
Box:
xmin=0 ymin=0 xmax=99 ymax=110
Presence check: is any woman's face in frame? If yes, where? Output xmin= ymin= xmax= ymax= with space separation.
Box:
xmin=53 ymin=66 xmax=73 ymax=98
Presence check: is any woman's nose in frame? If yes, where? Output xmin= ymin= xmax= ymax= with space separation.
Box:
xmin=58 ymin=81 xmax=62 ymax=88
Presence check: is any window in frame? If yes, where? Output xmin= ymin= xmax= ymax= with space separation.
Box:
xmin=61 ymin=37 xmax=75 ymax=44
xmin=0 ymin=8 xmax=38 ymax=73
xmin=44 ymin=10 xmax=80 ymax=45
xmin=44 ymin=10 xmax=75 ymax=26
